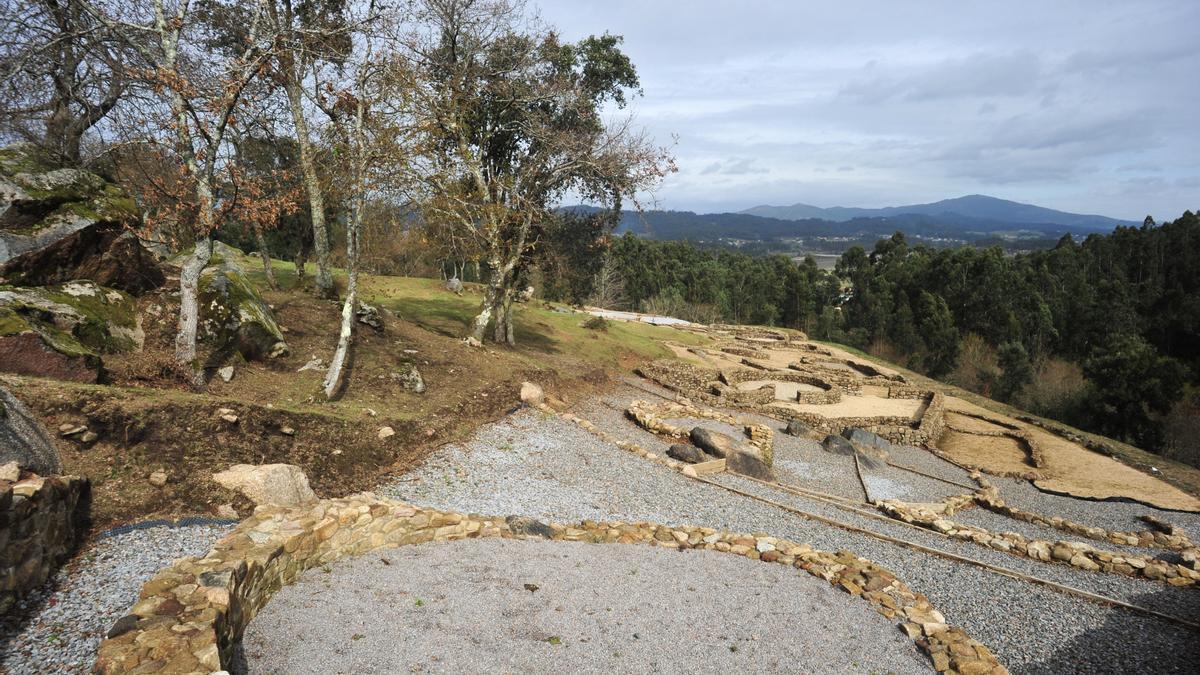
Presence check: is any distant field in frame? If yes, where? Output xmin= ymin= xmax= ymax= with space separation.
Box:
xmin=792 ymin=252 xmax=841 ymax=270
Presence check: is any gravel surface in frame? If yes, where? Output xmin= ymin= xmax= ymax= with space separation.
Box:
xmin=951 ymin=508 xmax=1171 ymax=559
xmin=0 ymin=523 xmax=233 ymax=674
xmin=379 ymin=391 xmax=1200 ymax=673
xmin=238 ymin=539 xmax=932 ymax=674
xmin=772 ymin=437 xmax=866 ymax=502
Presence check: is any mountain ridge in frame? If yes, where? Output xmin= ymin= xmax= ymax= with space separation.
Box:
xmin=741 ymin=194 xmax=1133 ymax=229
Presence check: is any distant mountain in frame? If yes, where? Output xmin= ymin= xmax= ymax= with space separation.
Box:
xmin=742 ymin=194 xmax=1132 ymax=230
xmin=561 ymin=202 xmax=1128 ymax=253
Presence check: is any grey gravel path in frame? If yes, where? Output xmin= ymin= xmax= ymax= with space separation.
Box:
xmin=377 ymin=389 xmax=1200 ymax=674
xmin=0 ymin=523 xmax=233 ymax=674
xmin=238 ymin=539 xmax=933 ymax=675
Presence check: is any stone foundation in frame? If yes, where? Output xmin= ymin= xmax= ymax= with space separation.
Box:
xmin=93 ymin=495 xmax=1005 ymax=675
xmin=1 ymin=473 xmax=90 ymax=614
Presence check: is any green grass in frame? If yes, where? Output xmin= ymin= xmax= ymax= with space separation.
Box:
xmin=248 ymin=253 xmax=709 ymax=371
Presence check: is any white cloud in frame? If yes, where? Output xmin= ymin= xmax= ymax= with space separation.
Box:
xmin=538 ymin=0 xmax=1200 ymax=220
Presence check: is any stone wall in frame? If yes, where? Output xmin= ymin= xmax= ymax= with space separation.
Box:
xmin=1 ymin=473 xmax=90 ymax=613
xmin=93 ymin=495 xmax=1004 ymax=675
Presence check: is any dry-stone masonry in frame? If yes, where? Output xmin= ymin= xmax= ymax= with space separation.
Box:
xmin=1 ymin=472 xmax=89 ymax=613
xmin=93 ymin=495 xmax=1006 ymax=675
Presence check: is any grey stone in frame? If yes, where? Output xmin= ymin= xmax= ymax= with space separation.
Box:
xmin=356 ymin=302 xmax=383 ymax=331
xmin=505 ymin=515 xmax=554 ymax=539
xmin=820 ymin=434 xmax=857 ymax=457
xmin=444 ymin=278 xmax=464 ymax=295
xmin=785 ymin=419 xmax=810 ymax=436
xmin=726 ymin=446 xmax=777 ymax=481
xmin=0 ymin=384 xmax=61 ymax=475
xmin=666 ymin=444 xmax=707 ymax=464
xmin=690 ymin=427 xmax=736 ymax=458
xmin=217 ymin=365 xmax=235 ymax=382
xmin=105 ymin=614 xmax=139 ymax=639
xmin=391 ymin=363 xmax=426 ymax=394
xmin=842 ymin=427 xmax=891 ymax=450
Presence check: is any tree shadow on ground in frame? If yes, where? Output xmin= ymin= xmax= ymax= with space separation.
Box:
xmin=1017 ymin=585 xmax=1200 ymax=674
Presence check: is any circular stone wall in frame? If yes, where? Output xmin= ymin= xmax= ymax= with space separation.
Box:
xmin=237 ymin=538 xmax=932 ymax=674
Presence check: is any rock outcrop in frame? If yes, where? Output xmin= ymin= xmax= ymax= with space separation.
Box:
xmin=211 ymin=464 xmax=316 ymax=506
xmin=0 ymin=281 xmax=142 ymax=382
xmin=1 ymin=227 xmax=164 ymax=295
xmin=0 ymin=143 xmax=138 ymax=263
xmin=0 ymin=384 xmax=62 ymax=475
xmin=197 ymin=244 xmax=288 ymax=361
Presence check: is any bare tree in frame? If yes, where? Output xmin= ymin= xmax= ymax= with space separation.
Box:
xmin=264 ymin=0 xmax=360 ymax=299
xmin=317 ymin=2 xmax=412 ymax=399
xmin=407 ymin=0 xmax=673 ymax=345
xmin=84 ymin=0 xmax=277 ymax=379
xmin=588 ymin=253 xmax=626 ymax=309
xmin=0 ymin=0 xmax=129 ymax=165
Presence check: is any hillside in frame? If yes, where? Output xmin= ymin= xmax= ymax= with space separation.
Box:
xmin=566 ymin=200 xmax=1124 ymax=251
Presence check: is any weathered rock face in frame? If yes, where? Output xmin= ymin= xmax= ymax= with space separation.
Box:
xmin=0 ymin=281 xmax=142 ymax=382
xmin=690 ymin=426 xmax=736 ymax=459
xmin=726 ymin=446 xmax=777 ymax=481
xmin=666 ymin=443 xmax=707 ymax=464
xmin=0 ymin=143 xmax=138 ymax=264
xmin=1 ymin=227 xmax=164 ymax=295
xmin=0 ymin=384 xmax=62 ymax=475
xmin=198 ymin=245 xmax=288 ymax=361
xmin=211 ymin=464 xmax=316 ymax=506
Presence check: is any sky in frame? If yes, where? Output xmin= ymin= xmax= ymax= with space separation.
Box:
xmin=537 ymin=1 xmax=1200 ymax=221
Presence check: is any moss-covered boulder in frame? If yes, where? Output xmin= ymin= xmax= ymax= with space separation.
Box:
xmin=0 ymin=143 xmax=138 ymax=262
xmin=198 ymin=244 xmax=289 ymax=361
xmin=0 ymin=281 xmax=143 ymax=382
xmin=0 ymin=143 xmax=164 ymax=295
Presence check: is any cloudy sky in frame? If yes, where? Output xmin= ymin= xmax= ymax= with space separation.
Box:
xmin=538 ymin=1 xmax=1199 ymax=220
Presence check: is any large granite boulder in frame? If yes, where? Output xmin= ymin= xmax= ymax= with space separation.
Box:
xmin=0 ymin=143 xmax=131 ymax=256
xmin=666 ymin=443 xmax=707 ymax=464
xmin=1 ymin=227 xmax=164 ymax=295
xmin=726 ymin=446 xmax=777 ymax=481
xmin=0 ymin=384 xmax=62 ymax=475
xmin=197 ymin=244 xmax=288 ymax=361
xmin=211 ymin=463 xmax=316 ymax=506
xmin=0 ymin=281 xmax=142 ymax=382
xmin=842 ymin=427 xmax=892 ymax=451
xmin=690 ymin=426 xmax=736 ymax=459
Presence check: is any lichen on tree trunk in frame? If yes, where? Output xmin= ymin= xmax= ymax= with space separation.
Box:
xmin=175 ymin=235 xmax=213 ymax=382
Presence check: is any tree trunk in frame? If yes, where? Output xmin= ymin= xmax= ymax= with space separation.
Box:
xmin=295 ymin=250 xmax=307 ymax=284
xmin=323 ymin=214 xmax=359 ymax=399
xmin=471 ymin=270 xmax=503 ymax=343
xmin=254 ymin=227 xmax=278 ymax=290
xmin=175 ymin=235 xmax=213 ymax=382
xmin=283 ymin=78 xmax=335 ymax=299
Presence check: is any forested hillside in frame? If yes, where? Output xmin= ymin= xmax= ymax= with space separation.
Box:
xmin=542 ymin=211 xmax=1200 ymax=461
